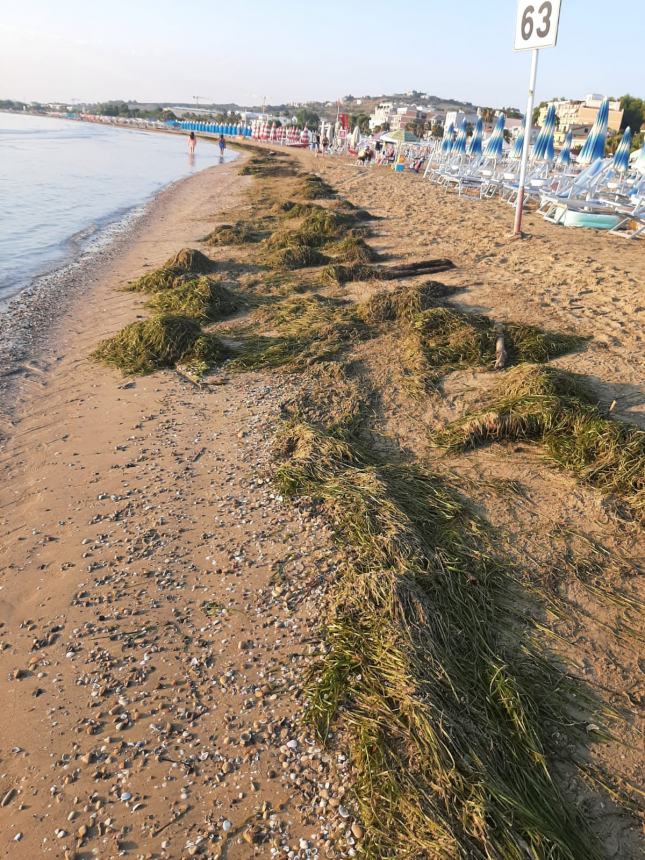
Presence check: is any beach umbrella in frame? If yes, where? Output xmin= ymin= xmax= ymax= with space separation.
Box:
xmin=484 ymin=114 xmax=505 ymax=159
xmin=468 ymin=117 xmax=483 ymax=157
xmin=441 ymin=123 xmax=455 ymax=154
xmin=556 ymin=130 xmax=573 ymax=167
xmin=578 ymin=98 xmax=609 ymax=164
xmin=381 ymin=129 xmax=420 ymax=144
xmin=612 ymin=126 xmax=632 ymax=172
xmin=452 ymin=119 xmax=468 ymax=155
xmin=532 ymin=105 xmax=556 ymax=161
xmin=634 ymin=139 xmax=645 ymax=175
xmin=509 ymin=129 xmax=525 ymax=159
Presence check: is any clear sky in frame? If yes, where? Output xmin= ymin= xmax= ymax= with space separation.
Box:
xmin=1 ymin=1 xmax=642 ymax=109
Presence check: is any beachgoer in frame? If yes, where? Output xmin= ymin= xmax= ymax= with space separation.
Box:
xmin=321 ymin=135 xmax=329 ymax=156
xmin=218 ymin=134 xmax=226 ymax=156
xmin=188 ymin=131 xmax=196 ymax=154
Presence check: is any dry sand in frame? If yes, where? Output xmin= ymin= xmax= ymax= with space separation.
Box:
xmin=1 ymin=145 xmax=643 ymax=859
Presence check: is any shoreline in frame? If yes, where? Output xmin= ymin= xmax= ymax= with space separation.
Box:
xmin=0 ymin=158 xmax=237 ymax=425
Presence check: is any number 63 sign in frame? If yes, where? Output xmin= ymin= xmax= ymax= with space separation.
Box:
xmin=514 ymin=0 xmax=562 ymax=50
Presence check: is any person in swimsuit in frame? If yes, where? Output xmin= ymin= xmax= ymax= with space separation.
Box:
xmin=188 ymin=131 xmax=196 ymax=154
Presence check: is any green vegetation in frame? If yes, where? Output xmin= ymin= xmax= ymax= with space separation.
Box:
xmin=231 ymin=295 xmax=364 ymax=371
xmin=128 ymin=248 xmax=214 ymax=292
xmin=298 ymin=174 xmax=336 ymax=200
xmin=358 ymin=282 xmax=460 ymax=325
xmin=146 ymin=277 xmax=240 ymax=321
xmin=405 ymin=307 xmax=584 ymax=387
xmin=204 ymin=220 xmax=270 ymax=245
xmin=92 ymin=314 xmax=228 ymax=375
xmin=431 ymin=364 xmax=645 ymax=516
xmin=275 ymin=404 xmax=600 ymax=859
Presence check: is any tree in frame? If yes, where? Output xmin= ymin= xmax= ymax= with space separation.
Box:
xmin=431 ymin=122 xmax=444 ymax=139
xmin=350 ymin=113 xmax=371 ymax=134
xmin=619 ymin=94 xmax=644 ymax=133
xmin=295 ymin=108 xmax=320 ymax=128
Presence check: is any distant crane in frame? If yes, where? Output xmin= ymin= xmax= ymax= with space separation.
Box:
xmin=192 ymin=96 xmax=212 ymax=107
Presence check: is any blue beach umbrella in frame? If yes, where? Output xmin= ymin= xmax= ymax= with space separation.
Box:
xmin=532 ymin=105 xmax=556 ymax=161
xmin=452 ymin=119 xmax=468 ymax=155
xmin=556 ymin=130 xmax=573 ymax=166
xmin=484 ymin=114 xmax=505 ymax=159
xmin=468 ymin=117 xmax=483 ymax=157
xmin=441 ymin=123 xmax=455 ymax=154
xmin=578 ymin=98 xmax=610 ymax=164
xmin=612 ymin=126 xmax=632 ymax=172
xmin=509 ymin=128 xmax=525 ymax=159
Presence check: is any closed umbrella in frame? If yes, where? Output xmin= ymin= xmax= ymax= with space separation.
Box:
xmin=452 ymin=119 xmax=468 ymax=155
xmin=532 ymin=105 xmax=556 ymax=161
xmin=484 ymin=114 xmax=505 ymax=159
xmin=509 ymin=129 xmax=525 ymax=160
xmin=578 ymin=98 xmax=609 ymax=164
xmin=556 ymin=130 xmax=573 ymax=167
xmin=612 ymin=126 xmax=632 ymax=172
xmin=468 ymin=117 xmax=483 ymax=157
xmin=441 ymin=123 xmax=455 ymax=154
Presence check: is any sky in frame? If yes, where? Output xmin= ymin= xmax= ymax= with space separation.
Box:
xmin=1 ymin=1 xmax=643 ymax=109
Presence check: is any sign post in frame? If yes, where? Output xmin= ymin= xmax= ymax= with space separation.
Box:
xmin=513 ymin=0 xmax=562 ymax=236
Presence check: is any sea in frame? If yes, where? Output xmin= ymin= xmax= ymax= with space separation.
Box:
xmin=0 ymin=112 xmax=235 ymax=308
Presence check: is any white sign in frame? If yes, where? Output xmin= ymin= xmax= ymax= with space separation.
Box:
xmin=514 ymin=0 xmax=562 ymax=51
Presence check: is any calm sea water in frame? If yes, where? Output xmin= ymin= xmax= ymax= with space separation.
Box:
xmin=0 ymin=112 xmax=235 ymax=307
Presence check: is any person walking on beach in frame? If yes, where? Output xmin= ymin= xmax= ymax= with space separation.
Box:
xmin=188 ymin=131 xmax=196 ymax=154
xmin=218 ymin=134 xmax=226 ymax=156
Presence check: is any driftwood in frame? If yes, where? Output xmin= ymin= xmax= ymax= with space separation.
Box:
xmin=325 ymin=259 xmax=455 ymax=285
xmin=378 ymin=259 xmax=456 ymax=280
xmin=494 ymin=327 xmax=507 ymax=370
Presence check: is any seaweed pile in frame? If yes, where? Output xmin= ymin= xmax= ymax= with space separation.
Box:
xmin=432 ymin=364 xmax=645 ymax=517
xmin=92 ymin=314 xmax=228 ymax=376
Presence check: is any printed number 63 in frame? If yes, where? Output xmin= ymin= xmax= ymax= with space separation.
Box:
xmin=521 ymin=2 xmax=553 ymax=40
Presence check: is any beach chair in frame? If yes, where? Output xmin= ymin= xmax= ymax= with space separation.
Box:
xmin=539 ymin=160 xmax=607 ymax=220
xmin=608 ymin=196 xmax=645 ymax=238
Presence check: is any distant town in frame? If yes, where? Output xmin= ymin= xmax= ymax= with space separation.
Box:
xmin=2 ymin=90 xmax=643 ymax=153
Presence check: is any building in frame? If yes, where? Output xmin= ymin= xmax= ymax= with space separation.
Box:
xmin=444 ymin=109 xmax=480 ymax=131
xmin=389 ymin=106 xmax=428 ymax=132
xmin=538 ymin=94 xmax=623 ymax=147
xmin=369 ymin=102 xmax=395 ymax=130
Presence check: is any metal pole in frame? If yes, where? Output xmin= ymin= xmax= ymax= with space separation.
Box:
xmin=513 ymin=47 xmax=539 ymax=236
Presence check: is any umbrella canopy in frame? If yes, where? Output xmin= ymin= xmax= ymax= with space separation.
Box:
xmin=634 ymin=139 xmax=645 ymax=175
xmin=556 ymin=130 xmax=573 ymax=166
xmin=452 ymin=119 xmax=468 ymax=155
xmin=484 ymin=114 xmax=505 ymax=159
xmin=532 ymin=105 xmax=556 ymax=161
xmin=468 ymin=117 xmax=483 ymax=157
xmin=381 ymin=128 xmax=420 ymax=144
xmin=509 ymin=129 xmax=525 ymax=159
xmin=578 ymin=98 xmax=609 ymax=164
xmin=441 ymin=123 xmax=455 ymax=154
xmin=612 ymin=126 xmax=632 ymax=172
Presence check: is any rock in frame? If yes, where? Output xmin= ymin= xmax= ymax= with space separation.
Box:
xmin=1 ymin=788 xmax=16 ymax=807
xmin=351 ymin=823 xmax=364 ymax=839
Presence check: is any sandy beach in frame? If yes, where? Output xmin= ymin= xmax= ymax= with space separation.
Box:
xmin=0 ymin=144 xmax=643 ymax=859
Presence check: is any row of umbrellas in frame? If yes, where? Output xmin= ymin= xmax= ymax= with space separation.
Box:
xmin=440 ymin=99 xmax=642 ymax=173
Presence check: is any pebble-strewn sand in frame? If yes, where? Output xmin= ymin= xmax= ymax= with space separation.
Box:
xmin=0 ymin=146 xmax=643 ymax=859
